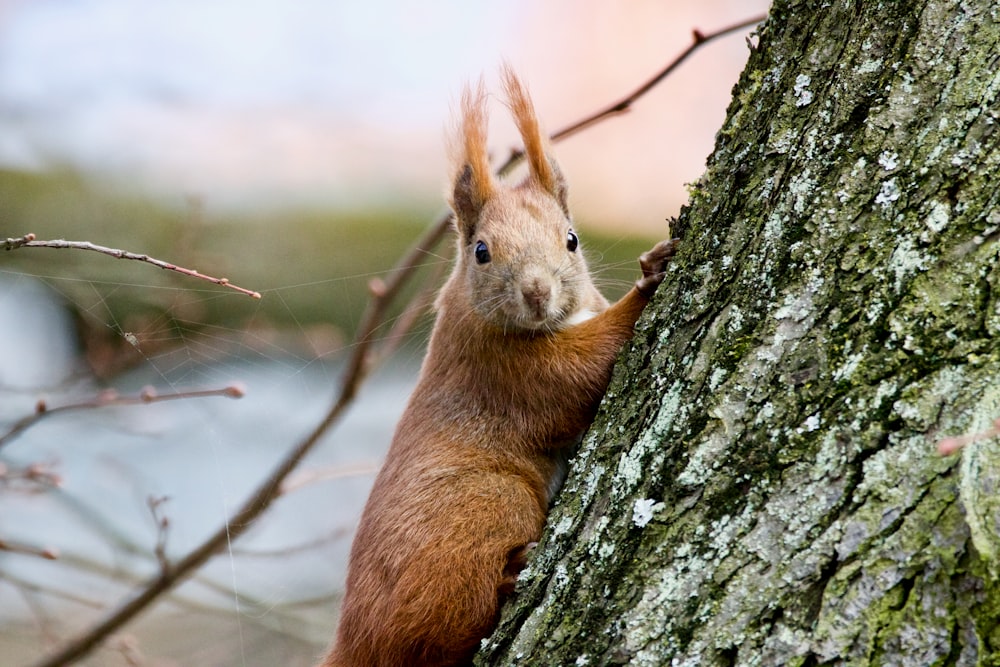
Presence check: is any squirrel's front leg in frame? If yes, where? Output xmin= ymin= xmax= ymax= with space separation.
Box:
xmin=566 ymin=236 xmax=680 ymax=342
xmin=590 ymin=236 xmax=680 ymax=332
xmin=552 ymin=237 xmax=679 ymax=402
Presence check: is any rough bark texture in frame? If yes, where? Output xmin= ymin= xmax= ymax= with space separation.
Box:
xmin=477 ymin=0 xmax=1000 ymax=665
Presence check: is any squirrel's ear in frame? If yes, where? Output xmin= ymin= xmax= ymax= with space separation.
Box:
xmin=501 ymin=66 xmax=569 ymax=215
xmin=449 ymin=81 xmax=496 ymax=242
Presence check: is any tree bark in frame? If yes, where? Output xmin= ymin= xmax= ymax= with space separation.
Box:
xmin=478 ymin=1 xmax=1000 ymax=665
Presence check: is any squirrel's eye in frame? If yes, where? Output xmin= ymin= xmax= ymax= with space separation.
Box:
xmin=474 ymin=240 xmax=491 ymax=264
xmin=566 ymin=230 xmax=579 ymax=253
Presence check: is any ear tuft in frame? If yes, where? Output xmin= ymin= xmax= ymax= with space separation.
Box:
xmin=449 ymin=80 xmax=496 ymax=238
xmin=501 ymin=65 xmax=569 ymax=214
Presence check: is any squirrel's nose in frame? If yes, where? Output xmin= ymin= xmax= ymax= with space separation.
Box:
xmin=521 ymin=279 xmax=552 ymax=318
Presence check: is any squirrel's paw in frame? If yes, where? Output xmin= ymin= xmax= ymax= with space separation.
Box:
xmin=636 ymin=238 xmax=680 ymax=297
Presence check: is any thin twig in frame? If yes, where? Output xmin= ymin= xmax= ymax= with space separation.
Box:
xmin=0 ymin=538 xmax=59 ymax=560
xmin=497 ymin=13 xmax=767 ymax=177
xmin=5 ymin=233 xmax=262 ymax=299
xmin=0 ymin=385 xmax=245 ymax=451
xmin=4 ymin=233 xmax=36 ymax=250
xmin=147 ymin=496 xmax=171 ymax=577
xmin=367 ymin=255 xmax=450 ymax=370
xmin=4 ymin=571 xmax=106 ymax=611
xmin=28 ymin=15 xmax=767 ymax=666
xmin=0 ymin=461 xmax=63 ymax=489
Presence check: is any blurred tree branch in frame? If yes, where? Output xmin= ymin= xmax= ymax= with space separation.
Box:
xmin=0 ymin=385 xmax=245 ymax=451
xmin=5 ymin=233 xmax=262 ymax=298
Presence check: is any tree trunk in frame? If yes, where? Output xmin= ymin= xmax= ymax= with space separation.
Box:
xmin=477 ymin=1 xmax=1000 ymax=665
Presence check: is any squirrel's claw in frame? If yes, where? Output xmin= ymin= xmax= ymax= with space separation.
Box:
xmin=636 ymin=238 xmax=680 ymax=297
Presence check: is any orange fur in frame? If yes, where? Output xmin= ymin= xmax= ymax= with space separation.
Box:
xmin=449 ymin=80 xmax=496 ymax=219
xmin=501 ymin=65 xmax=557 ymax=195
xmin=319 ymin=70 xmax=677 ymax=667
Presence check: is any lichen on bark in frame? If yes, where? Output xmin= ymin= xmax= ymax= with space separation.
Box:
xmin=477 ymin=0 xmax=1000 ymax=665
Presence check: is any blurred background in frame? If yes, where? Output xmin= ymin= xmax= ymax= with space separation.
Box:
xmin=0 ymin=1 xmax=768 ymax=664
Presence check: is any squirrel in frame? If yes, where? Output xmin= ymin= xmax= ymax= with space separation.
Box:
xmin=318 ymin=67 xmax=678 ymax=667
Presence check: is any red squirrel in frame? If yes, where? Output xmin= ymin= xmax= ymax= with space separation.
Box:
xmin=319 ymin=68 xmax=678 ymax=667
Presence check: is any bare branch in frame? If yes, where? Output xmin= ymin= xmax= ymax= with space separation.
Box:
xmin=6 ymin=233 xmax=262 ymax=299
xmin=552 ymin=15 xmax=765 ymax=142
xmin=111 ymin=635 xmax=144 ymax=667
xmin=496 ymin=13 xmax=767 ymax=176
xmin=0 ymin=460 xmax=63 ymax=490
xmin=27 ymin=15 xmax=767 ymax=666
xmin=146 ymin=496 xmax=172 ymax=577
xmin=0 ymin=385 xmax=245 ymax=451
xmin=367 ymin=256 xmax=450 ymax=370
xmin=4 ymin=232 xmax=37 ymax=249
xmin=0 ymin=537 xmax=59 ymax=560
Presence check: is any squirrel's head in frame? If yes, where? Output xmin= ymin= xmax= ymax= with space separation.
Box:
xmin=446 ymin=67 xmax=594 ymax=333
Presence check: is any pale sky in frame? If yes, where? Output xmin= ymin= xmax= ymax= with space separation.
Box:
xmin=0 ymin=0 xmax=769 ymax=233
